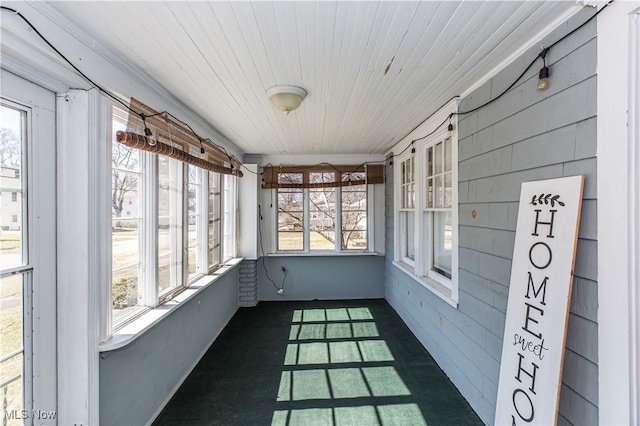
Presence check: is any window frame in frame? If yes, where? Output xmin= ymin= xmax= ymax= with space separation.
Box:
xmin=109 ymin=102 xmax=237 ymax=331
xmin=393 ymin=107 xmax=459 ymax=306
xmin=274 ymin=175 xmax=374 ymax=254
xmin=398 ymin=156 xmax=416 ymax=266
xmin=418 ymin=134 xmax=454 ymax=286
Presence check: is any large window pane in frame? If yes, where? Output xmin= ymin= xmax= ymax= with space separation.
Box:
xmin=278 ymin=173 xmax=304 ymax=251
xmin=112 ymin=116 xmax=142 ymax=321
xmin=187 ymin=165 xmax=199 ymax=280
xmin=0 ymin=273 xmax=27 ymax=418
xmin=278 ymin=208 xmax=303 ymax=251
xmin=0 ymin=104 xmax=26 ymax=270
xmin=208 ymin=173 xmax=221 ymax=270
xmin=402 ymin=212 xmax=415 ymax=261
xmin=158 ymin=156 xmax=182 ymax=295
xmin=222 ymin=174 xmax=236 ymax=261
xmin=341 ymin=177 xmax=367 ymax=250
xmin=433 ymin=211 xmax=452 ymax=278
xmin=309 ymin=173 xmax=336 ymax=251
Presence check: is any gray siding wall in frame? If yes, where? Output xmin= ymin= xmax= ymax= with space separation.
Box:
xmin=384 ymin=10 xmax=597 ymax=425
xmin=99 ymin=268 xmax=239 ymax=425
xmin=258 ymin=256 xmax=385 ymax=301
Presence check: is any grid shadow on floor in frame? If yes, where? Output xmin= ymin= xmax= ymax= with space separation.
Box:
xmin=153 ymin=299 xmax=483 ymax=425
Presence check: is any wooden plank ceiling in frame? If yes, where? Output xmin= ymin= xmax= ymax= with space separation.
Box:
xmin=47 ymin=1 xmax=577 ymax=156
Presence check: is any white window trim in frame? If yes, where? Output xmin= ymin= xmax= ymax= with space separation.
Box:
xmin=392 ymin=100 xmax=459 ymax=307
xmin=222 ymin=173 xmax=238 ymax=262
xmin=195 ymin=167 xmax=209 ymax=276
xmin=273 ymin=183 xmax=376 ymax=255
xmin=99 ymin=257 xmax=243 ymax=352
xmin=107 ymin=102 xmax=241 ymax=338
xmin=398 ymin=156 xmax=416 ymax=266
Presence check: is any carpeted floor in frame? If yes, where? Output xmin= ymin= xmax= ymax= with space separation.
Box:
xmin=153 ymin=299 xmax=483 ymax=425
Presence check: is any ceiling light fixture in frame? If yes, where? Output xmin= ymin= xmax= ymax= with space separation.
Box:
xmin=266 ymin=85 xmax=308 ymax=113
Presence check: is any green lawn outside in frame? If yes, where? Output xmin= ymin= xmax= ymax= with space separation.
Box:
xmin=1 ymin=274 xmax=24 ymax=421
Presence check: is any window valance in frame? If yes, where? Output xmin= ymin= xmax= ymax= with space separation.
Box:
xmin=115 ymin=98 xmax=242 ymax=177
xmin=262 ymin=164 xmax=383 ymax=189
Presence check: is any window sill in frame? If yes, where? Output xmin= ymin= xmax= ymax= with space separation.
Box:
xmin=267 ymin=251 xmax=381 ymax=257
xmin=392 ymin=261 xmax=458 ymax=308
xmin=99 ymin=257 xmax=243 ymax=352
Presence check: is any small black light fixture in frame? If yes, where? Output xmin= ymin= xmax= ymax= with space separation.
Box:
xmin=537 ymin=48 xmax=550 ymax=92
xmin=447 ymin=114 xmax=454 ymax=134
xmin=140 ymin=113 xmax=156 ymax=146
xmin=411 ymin=141 xmax=416 ymax=154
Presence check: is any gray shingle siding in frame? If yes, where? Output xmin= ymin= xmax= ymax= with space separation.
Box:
xmin=385 ymin=9 xmax=598 ymax=425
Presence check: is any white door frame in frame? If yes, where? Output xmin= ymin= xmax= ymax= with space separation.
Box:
xmin=627 ymin=8 xmax=640 ymax=425
xmin=597 ymin=3 xmax=640 ymax=425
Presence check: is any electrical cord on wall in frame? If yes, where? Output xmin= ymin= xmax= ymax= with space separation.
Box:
xmin=258 ymin=204 xmax=285 ymax=294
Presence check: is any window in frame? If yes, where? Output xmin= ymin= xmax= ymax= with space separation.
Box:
xmin=341 ymin=173 xmax=367 ymax=249
xmin=186 ymin=165 xmax=199 ymax=280
xmin=208 ymin=172 xmax=222 ymax=270
xmin=276 ymin=169 xmax=373 ymax=253
xmin=157 ymin=155 xmax=183 ymax=300
xmin=424 ymin=137 xmax=453 ymax=279
xmin=110 ymin=104 xmax=236 ymax=329
xmin=0 ymin=102 xmax=28 ymax=418
xmin=111 ymin=117 xmax=143 ymax=324
xmin=399 ymin=156 xmax=415 ymax=264
xmin=309 ymin=172 xmax=336 ymax=250
xmin=394 ymin=105 xmax=458 ymax=305
xmin=277 ymin=173 xmax=304 ymax=251
xmin=222 ymin=174 xmax=237 ymax=261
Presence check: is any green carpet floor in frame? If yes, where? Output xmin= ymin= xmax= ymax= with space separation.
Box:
xmin=153 ymin=299 xmax=483 ymax=425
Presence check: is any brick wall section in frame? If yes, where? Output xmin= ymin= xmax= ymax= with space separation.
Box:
xmin=239 ymin=259 xmax=258 ymax=307
xmin=384 ymin=10 xmax=598 ymax=425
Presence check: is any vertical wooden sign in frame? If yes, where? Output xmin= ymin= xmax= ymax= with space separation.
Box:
xmin=495 ymin=176 xmax=584 ymax=425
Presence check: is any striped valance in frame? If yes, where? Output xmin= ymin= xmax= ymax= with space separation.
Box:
xmin=115 ymin=98 xmax=241 ymax=176
xmin=262 ymin=164 xmax=383 ymax=189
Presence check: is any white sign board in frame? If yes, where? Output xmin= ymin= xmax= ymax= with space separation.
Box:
xmin=495 ymin=176 xmax=584 ymax=425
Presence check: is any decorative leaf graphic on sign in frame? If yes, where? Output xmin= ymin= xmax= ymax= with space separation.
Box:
xmin=530 ymin=194 xmax=565 ymax=207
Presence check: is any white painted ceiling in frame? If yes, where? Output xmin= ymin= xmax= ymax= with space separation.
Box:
xmin=44 ymin=1 xmax=578 ymax=156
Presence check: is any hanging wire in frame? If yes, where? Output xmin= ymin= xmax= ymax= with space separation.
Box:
xmin=1 ymin=2 xmax=613 ymax=170
xmin=0 ymin=5 xmax=239 ymax=168
xmin=390 ymin=1 xmax=612 ymax=160
xmin=258 ymin=204 xmax=284 ymax=292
